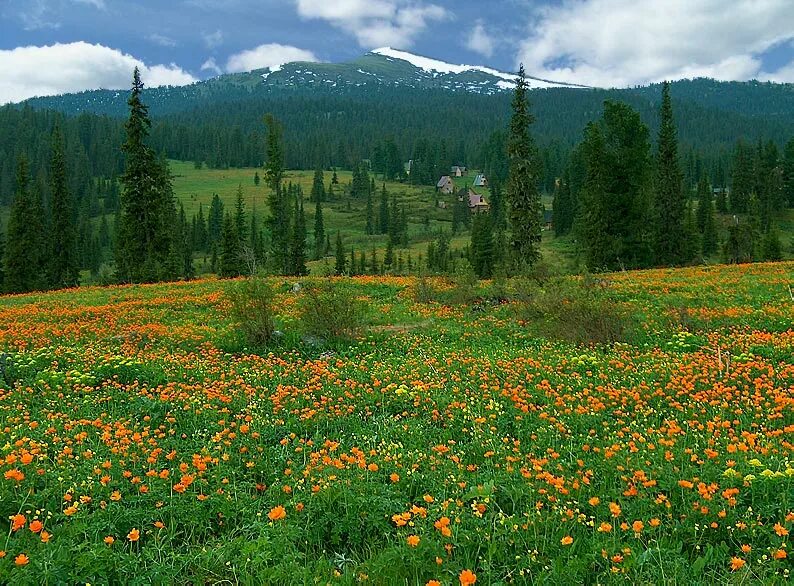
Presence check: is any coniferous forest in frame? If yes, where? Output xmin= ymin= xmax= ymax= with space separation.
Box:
xmin=0 ymin=66 xmax=793 ymax=293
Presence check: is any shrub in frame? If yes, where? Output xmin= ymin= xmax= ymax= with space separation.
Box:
xmin=447 ymin=260 xmax=479 ymax=306
xmin=516 ymin=276 xmax=637 ymax=345
xmin=298 ymin=280 xmax=368 ymax=342
xmin=411 ymin=274 xmax=439 ymax=304
xmin=225 ymin=277 xmax=277 ymax=346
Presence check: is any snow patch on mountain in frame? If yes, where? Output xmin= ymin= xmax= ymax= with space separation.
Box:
xmin=371 ymin=47 xmax=587 ymax=90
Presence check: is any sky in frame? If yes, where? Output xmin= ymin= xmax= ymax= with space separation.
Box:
xmin=1 ymin=0 xmax=794 ymax=104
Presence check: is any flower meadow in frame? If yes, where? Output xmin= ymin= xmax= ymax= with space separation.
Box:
xmin=0 ymin=263 xmax=792 ymax=584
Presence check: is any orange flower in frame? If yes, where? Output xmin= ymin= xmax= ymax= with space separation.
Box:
xmin=367 ymin=463 xmax=379 ymax=472
xmin=14 ymin=553 xmax=29 ymax=566
xmin=561 ymin=536 xmax=573 ymax=546
xmin=773 ymin=523 xmax=789 ymax=537
xmin=407 ymin=535 xmax=420 ymax=547
xmin=459 ymin=569 xmax=477 ymax=585
xmin=0 ymin=551 xmax=5 ymax=558
xmin=773 ymin=549 xmax=787 ymax=560
xmin=740 ymin=544 xmax=751 ymax=554
xmin=588 ymin=497 xmax=600 ymax=506
xmin=154 ymin=521 xmax=165 ymax=529
xmin=29 ymin=520 xmax=43 ymax=533
xmin=110 ymin=491 xmax=121 ymax=502
xmin=127 ymin=528 xmax=140 ymax=542
xmin=434 ymin=516 xmax=452 ymax=537
xmin=649 ymin=518 xmax=661 ymax=527
xmin=609 ymin=502 xmax=621 ymax=517
xmin=390 ymin=473 xmax=400 ymax=483
xmin=11 ymin=514 xmax=26 ymax=531
xmin=426 ymin=581 xmax=441 ymax=586
xmin=104 ymin=536 xmax=115 ymax=546
xmin=678 ymin=480 xmax=694 ymax=489
xmin=597 ymin=522 xmax=612 ymax=533
xmin=729 ymin=557 xmax=746 ymax=571
xmin=40 ymin=531 xmax=51 ymax=543
xmin=268 ymin=505 xmax=287 ymax=521
xmin=632 ymin=520 xmax=644 ymax=534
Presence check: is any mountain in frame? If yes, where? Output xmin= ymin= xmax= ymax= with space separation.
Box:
xmin=19 ymin=48 xmax=588 ymax=117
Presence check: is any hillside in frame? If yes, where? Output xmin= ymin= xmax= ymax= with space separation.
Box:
xmin=0 ymin=263 xmax=791 ymax=582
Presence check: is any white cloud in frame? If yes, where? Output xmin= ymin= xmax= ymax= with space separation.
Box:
xmin=72 ymin=0 xmax=106 ymax=8
xmin=294 ymin=0 xmax=448 ymax=49
xmin=516 ymin=0 xmax=794 ymax=87
xmin=201 ymin=57 xmax=223 ymax=76
xmin=203 ymin=29 xmax=224 ymax=49
xmin=760 ymin=60 xmax=794 ymax=83
xmin=225 ymin=43 xmax=319 ymax=73
xmin=466 ymin=20 xmax=494 ymax=59
xmin=147 ymin=33 xmax=178 ymax=47
xmin=0 ymin=42 xmax=197 ymax=105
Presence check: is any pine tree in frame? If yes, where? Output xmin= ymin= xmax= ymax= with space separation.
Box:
xmin=365 ymin=188 xmax=374 ymax=235
xmin=219 ymin=212 xmax=241 ymax=277
xmin=470 ymin=212 xmax=494 ymax=279
xmin=254 ymin=171 xmax=260 ymax=186
xmin=332 ymin=169 xmax=339 ymax=184
xmin=264 ymin=114 xmax=290 ymax=274
xmin=761 ymin=225 xmax=783 ymax=261
xmin=653 ymin=82 xmax=687 ymax=266
xmin=696 ymin=176 xmax=718 ymax=256
xmin=378 ymin=184 xmax=389 ymax=235
xmin=48 ymin=123 xmax=79 ymax=289
xmin=384 ymin=237 xmax=394 ymax=271
xmin=314 ymin=198 xmax=325 ymax=260
xmin=335 ymin=232 xmax=346 ymax=275
xmin=4 ymin=156 xmax=47 ymax=293
xmin=116 ymin=68 xmax=177 ymax=283
xmin=731 ymin=140 xmax=755 ymax=213
xmin=179 ymin=204 xmax=195 ymax=279
xmin=208 ymin=194 xmax=224 ymax=247
xmin=195 ymin=204 xmax=208 ymax=252
xmin=235 ymin=184 xmax=247 ymax=244
xmin=784 ymin=137 xmax=794 ymax=208
xmin=552 ymin=170 xmax=574 ymax=236
xmin=311 ymin=167 xmax=325 ymax=202
xmin=505 ymin=65 xmax=542 ymax=270
xmin=289 ymin=198 xmax=308 ymax=276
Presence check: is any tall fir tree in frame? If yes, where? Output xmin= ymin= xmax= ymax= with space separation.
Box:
xmin=264 ymin=114 xmax=290 ymax=274
xmin=505 ymin=65 xmax=542 ymax=270
xmin=314 ymin=198 xmax=325 ymax=260
xmin=552 ymin=170 xmax=575 ymax=236
xmin=365 ymin=188 xmax=374 ymax=235
xmin=653 ymin=82 xmax=688 ymax=266
xmin=4 ymin=156 xmax=47 ymax=293
xmin=335 ymin=232 xmax=346 ymax=275
xmin=470 ymin=212 xmax=494 ymax=279
xmin=235 ymin=184 xmax=247 ymax=244
xmin=311 ymin=167 xmax=325 ymax=202
xmin=783 ymin=137 xmax=794 ymax=208
xmin=219 ymin=212 xmax=241 ymax=277
xmin=48 ymin=123 xmax=80 ymax=289
xmin=116 ymin=68 xmax=177 ymax=283
xmin=378 ymin=184 xmax=389 ymax=235
xmin=731 ymin=140 xmax=755 ymax=214
xmin=289 ymin=198 xmax=308 ymax=276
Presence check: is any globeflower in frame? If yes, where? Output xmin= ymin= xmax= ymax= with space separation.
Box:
xmin=127 ymin=528 xmax=140 ymax=542
xmin=15 ymin=553 xmax=29 ymax=566
xmin=268 ymin=505 xmax=287 ymax=521
xmin=459 ymin=569 xmax=477 ymax=585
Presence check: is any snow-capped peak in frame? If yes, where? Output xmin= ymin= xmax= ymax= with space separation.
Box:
xmin=370 ymin=47 xmax=585 ymax=90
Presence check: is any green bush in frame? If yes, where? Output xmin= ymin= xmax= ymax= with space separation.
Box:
xmin=516 ymin=275 xmax=637 ymax=345
xmin=225 ymin=277 xmax=277 ymax=346
xmin=298 ymin=280 xmax=368 ymax=342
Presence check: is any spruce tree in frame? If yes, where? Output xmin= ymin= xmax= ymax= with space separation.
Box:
xmin=784 ymin=137 xmax=794 ymax=208
xmin=470 ymin=212 xmax=494 ymax=279
xmin=311 ymin=168 xmax=325 ymax=202
xmin=696 ymin=176 xmax=718 ymax=256
xmin=365 ymin=188 xmax=374 ymax=235
xmin=731 ymin=140 xmax=755 ymax=213
xmin=219 ymin=212 xmax=240 ymax=277
xmin=505 ymin=65 xmax=542 ymax=270
xmin=335 ymin=232 xmax=346 ymax=275
xmin=264 ymin=114 xmax=290 ymax=274
xmin=116 ymin=68 xmax=176 ymax=283
xmin=378 ymin=184 xmax=389 ymax=235
xmin=552 ymin=170 xmax=574 ymax=236
xmin=4 ymin=156 xmax=47 ymax=293
xmin=289 ymin=198 xmax=308 ymax=276
xmin=48 ymin=123 xmax=79 ymax=289
xmin=235 ymin=184 xmax=247 ymax=244
xmin=314 ymin=198 xmax=325 ymax=260
xmin=653 ymin=82 xmax=687 ymax=266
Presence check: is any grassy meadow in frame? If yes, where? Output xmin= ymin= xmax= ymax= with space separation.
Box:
xmin=0 ymin=262 xmax=792 ymax=583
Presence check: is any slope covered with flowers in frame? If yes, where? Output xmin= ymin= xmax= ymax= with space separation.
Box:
xmin=0 ymin=263 xmax=792 ymax=584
